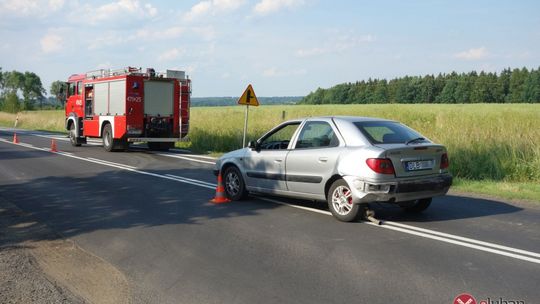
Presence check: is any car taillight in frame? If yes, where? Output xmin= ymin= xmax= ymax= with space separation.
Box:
xmin=366 ymin=158 xmax=395 ymax=175
xmin=440 ymin=153 xmax=449 ymax=169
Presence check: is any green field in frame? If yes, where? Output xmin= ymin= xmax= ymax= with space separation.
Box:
xmin=1 ymin=104 xmax=539 ymax=203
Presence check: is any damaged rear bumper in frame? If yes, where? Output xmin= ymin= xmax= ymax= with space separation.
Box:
xmin=344 ymin=174 xmax=453 ymax=204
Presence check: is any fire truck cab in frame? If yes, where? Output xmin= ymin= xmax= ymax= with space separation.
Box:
xmin=64 ymin=67 xmax=190 ymax=151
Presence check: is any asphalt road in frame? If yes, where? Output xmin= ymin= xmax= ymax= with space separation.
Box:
xmin=1 ymin=128 xmax=539 ymax=304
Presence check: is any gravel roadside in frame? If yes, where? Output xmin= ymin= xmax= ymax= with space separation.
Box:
xmin=0 ymin=201 xmax=85 ymax=303
xmin=0 ymin=197 xmax=130 ymax=304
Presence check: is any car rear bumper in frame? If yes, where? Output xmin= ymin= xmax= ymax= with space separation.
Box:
xmin=344 ymin=173 xmax=452 ymax=204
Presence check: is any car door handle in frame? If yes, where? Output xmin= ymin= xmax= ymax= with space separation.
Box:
xmin=318 ymin=157 xmax=328 ymax=162
xmin=274 ymin=159 xmax=283 ymax=163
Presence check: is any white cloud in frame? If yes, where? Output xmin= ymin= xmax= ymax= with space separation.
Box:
xmin=184 ymin=0 xmax=245 ymax=20
xmin=1 ymin=0 xmax=38 ymax=15
xmin=134 ymin=26 xmax=186 ymax=40
xmin=192 ymin=26 xmax=216 ymax=41
xmin=262 ymin=67 xmax=306 ymax=77
xmin=295 ymin=33 xmax=374 ymax=57
xmin=96 ymin=62 xmax=113 ymax=69
xmin=158 ymin=48 xmax=186 ymax=61
xmin=295 ymin=47 xmax=326 ymax=57
xmin=48 ymin=0 xmax=64 ymax=11
xmin=40 ymin=33 xmax=63 ymax=53
xmin=0 ymin=0 xmax=64 ymax=16
xmin=80 ymin=0 xmax=157 ymax=24
xmin=454 ymin=47 xmax=489 ymax=60
xmin=87 ymin=32 xmax=126 ymax=50
xmin=253 ymin=0 xmax=305 ymax=15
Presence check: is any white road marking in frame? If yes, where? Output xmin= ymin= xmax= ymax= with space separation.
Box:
xmin=364 ymin=222 xmax=540 ymax=264
xmin=165 ymin=174 xmax=216 ymax=188
xmin=17 ymin=143 xmax=35 ymax=148
xmin=2 ymin=135 xmax=540 ymax=265
xmin=87 ymin=157 xmax=137 ymax=169
xmin=31 ymin=133 xmax=69 ymax=141
xmin=28 ymin=133 xmax=102 ymax=146
xmin=383 ymin=221 xmax=540 ymax=258
xmin=169 ymin=150 xmax=217 ymax=160
xmin=156 ymin=152 xmax=216 ymax=165
xmin=258 ymin=197 xmax=333 ymax=216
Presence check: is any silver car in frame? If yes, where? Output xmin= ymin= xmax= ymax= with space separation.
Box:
xmin=214 ymin=116 xmax=452 ymax=222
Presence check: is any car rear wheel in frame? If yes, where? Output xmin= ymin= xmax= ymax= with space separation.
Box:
xmin=327 ymin=179 xmax=360 ymax=222
xmin=402 ymin=198 xmax=432 ymax=212
xmin=223 ymin=166 xmax=247 ymax=200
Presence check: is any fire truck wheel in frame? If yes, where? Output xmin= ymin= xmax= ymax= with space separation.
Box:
xmin=102 ymin=124 xmax=114 ymax=152
xmin=69 ymin=123 xmax=81 ymax=147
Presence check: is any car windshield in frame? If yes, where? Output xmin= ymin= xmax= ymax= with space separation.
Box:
xmin=354 ymin=121 xmax=425 ymax=144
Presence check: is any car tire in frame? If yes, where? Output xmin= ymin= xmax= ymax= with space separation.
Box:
xmin=223 ymin=166 xmax=247 ymax=201
xmin=402 ymin=198 xmax=432 ymax=212
xmin=327 ymin=179 xmax=360 ymax=222
xmin=69 ymin=123 xmax=81 ymax=147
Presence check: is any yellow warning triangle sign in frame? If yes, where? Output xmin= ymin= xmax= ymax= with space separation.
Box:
xmin=238 ymin=84 xmax=259 ymax=106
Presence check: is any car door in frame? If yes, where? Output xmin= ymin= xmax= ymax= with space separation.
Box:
xmin=243 ymin=122 xmax=301 ymax=192
xmin=285 ymin=120 xmax=341 ymax=196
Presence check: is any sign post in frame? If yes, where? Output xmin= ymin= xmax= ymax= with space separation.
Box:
xmin=237 ymin=84 xmax=260 ymax=147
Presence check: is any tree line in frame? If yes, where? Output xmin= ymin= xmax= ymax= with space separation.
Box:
xmin=0 ymin=67 xmax=49 ymax=112
xmin=192 ymin=96 xmax=302 ymax=107
xmin=300 ymin=67 xmax=540 ymax=104
xmin=0 ymin=67 xmax=68 ymax=113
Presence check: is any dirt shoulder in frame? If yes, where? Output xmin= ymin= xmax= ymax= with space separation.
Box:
xmin=0 ymin=198 xmax=130 ymax=304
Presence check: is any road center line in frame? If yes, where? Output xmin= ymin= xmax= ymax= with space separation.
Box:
xmin=383 ymin=221 xmax=540 ymax=258
xmin=156 ymin=152 xmax=216 ymax=165
xmin=2 ymin=136 xmax=540 ymax=265
xmin=164 ymin=174 xmax=216 ymax=187
xmin=87 ymin=157 xmax=137 ymax=169
xmin=365 ymin=222 xmax=540 ymax=264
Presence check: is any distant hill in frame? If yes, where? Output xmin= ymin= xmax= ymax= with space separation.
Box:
xmin=191 ymin=96 xmax=303 ymax=107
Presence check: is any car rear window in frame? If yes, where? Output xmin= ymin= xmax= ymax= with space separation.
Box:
xmin=353 ymin=121 xmax=424 ymax=144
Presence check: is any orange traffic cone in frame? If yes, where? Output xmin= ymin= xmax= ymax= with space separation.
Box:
xmin=211 ymin=171 xmax=231 ymax=204
xmin=50 ymin=138 xmax=58 ymax=152
xmin=13 ymin=132 xmax=19 ymax=144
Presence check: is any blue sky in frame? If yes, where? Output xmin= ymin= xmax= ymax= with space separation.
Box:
xmin=1 ymin=0 xmax=539 ymax=97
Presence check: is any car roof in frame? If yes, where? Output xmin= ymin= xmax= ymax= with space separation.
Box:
xmin=287 ymin=116 xmax=395 ymax=123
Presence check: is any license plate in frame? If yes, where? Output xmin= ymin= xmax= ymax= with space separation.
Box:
xmin=405 ymin=160 xmax=433 ymax=171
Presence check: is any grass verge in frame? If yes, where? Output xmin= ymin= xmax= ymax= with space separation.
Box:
xmin=451 ymin=178 xmax=540 ymax=204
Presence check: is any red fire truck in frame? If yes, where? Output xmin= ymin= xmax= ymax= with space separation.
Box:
xmin=64 ymin=67 xmax=190 ymax=151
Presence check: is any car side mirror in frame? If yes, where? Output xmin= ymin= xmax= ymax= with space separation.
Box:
xmin=248 ymin=140 xmax=259 ymax=151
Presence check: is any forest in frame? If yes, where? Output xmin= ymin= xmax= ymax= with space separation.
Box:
xmin=300 ymin=67 xmax=540 ymax=104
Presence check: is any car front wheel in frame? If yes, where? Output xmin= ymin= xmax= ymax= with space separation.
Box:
xmin=327 ymin=179 xmax=360 ymax=222
xmin=223 ymin=166 xmax=247 ymax=200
